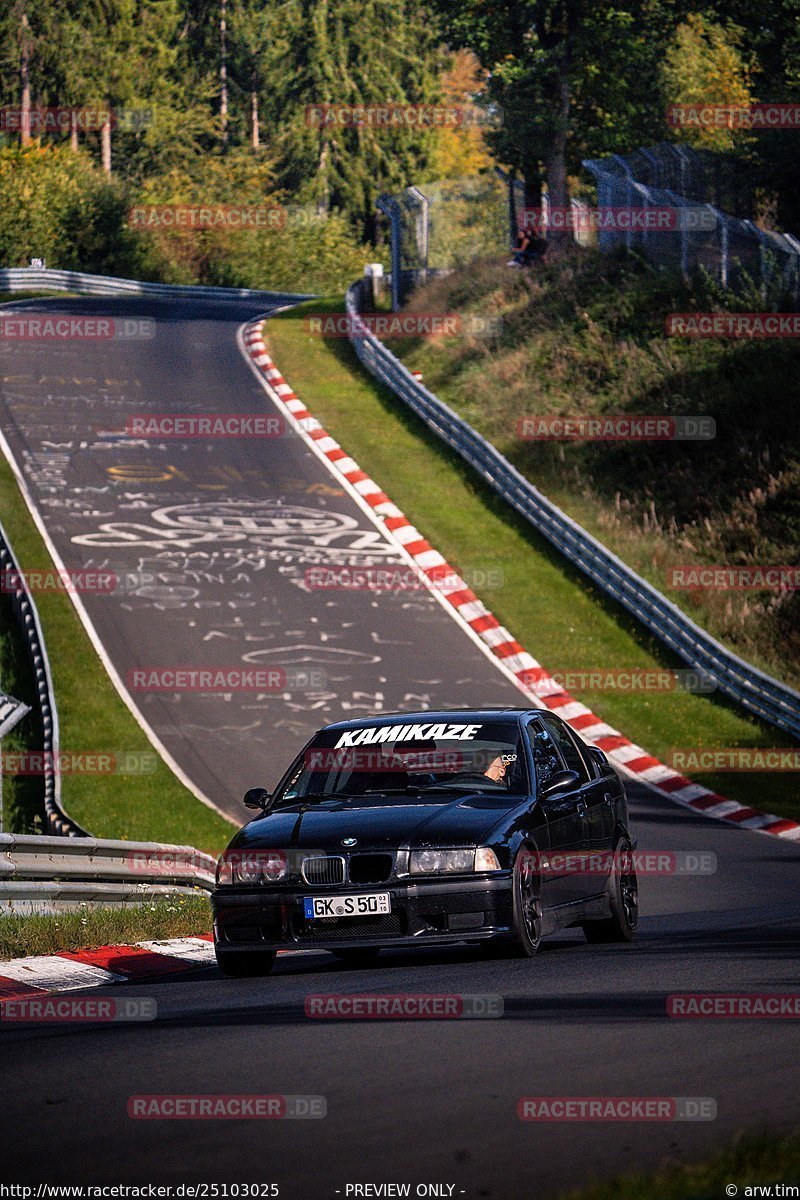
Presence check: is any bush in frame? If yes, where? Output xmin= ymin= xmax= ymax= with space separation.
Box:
xmin=0 ymin=146 xmax=379 ymax=292
xmin=0 ymin=146 xmax=154 ymax=276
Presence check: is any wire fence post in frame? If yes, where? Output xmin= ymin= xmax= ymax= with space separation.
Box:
xmin=376 ymin=194 xmax=403 ymax=312
xmin=406 ymin=187 xmax=430 ymax=285
xmin=712 ymin=206 xmax=729 ymax=287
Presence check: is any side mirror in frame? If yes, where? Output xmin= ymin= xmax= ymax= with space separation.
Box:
xmin=539 ymin=770 xmax=580 ymax=799
xmin=243 ymin=787 xmax=272 ymax=811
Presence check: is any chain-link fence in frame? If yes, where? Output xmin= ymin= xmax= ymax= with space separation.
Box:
xmin=583 ymin=143 xmax=800 ymax=305
xmin=377 ymin=175 xmax=511 ymax=306
xmin=377 ymin=172 xmax=599 ymax=307
xmin=609 ymin=143 xmax=758 ymax=214
xmin=380 ymin=144 xmax=800 ymax=308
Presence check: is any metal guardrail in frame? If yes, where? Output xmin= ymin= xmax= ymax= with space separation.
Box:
xmin=0 ymin=266 xmax=313 ymax=304
xmin=0 ymin=522 xmax=85 ymax=837
xmin=345 ymin=279 xmax=800 ymax=741
xmin=0 ymin=832 xmax=215 ymax=913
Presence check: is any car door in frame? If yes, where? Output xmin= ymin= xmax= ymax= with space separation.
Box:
xmin=524 ymin=717 xmax=589 ymax=907
xmin=583 ymin=743 xmax=619 ymax=857
xmin=538 ymin=715 xmax=615 ymax=897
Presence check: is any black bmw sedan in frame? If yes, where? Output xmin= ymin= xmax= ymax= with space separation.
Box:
xmin=212 ymin=708 xmax=638 ymax=976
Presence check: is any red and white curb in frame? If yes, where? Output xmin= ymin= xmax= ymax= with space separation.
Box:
xmin=0 ymin=937 xmax=322 ymax=1006
xmin=0 ymin=936 xmax=217 ymax=1005
xmin=241 ymin=318 xmax=800 ymax=843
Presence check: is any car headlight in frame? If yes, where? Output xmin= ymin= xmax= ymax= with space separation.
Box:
xmin=216 ymin=849 xmax=287 ymax=885
xmin=410 ymin=849 xmax=474 ymax=875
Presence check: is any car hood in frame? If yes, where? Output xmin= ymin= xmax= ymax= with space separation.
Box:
xmin=228 ymin=792 xmax=518 ymax=851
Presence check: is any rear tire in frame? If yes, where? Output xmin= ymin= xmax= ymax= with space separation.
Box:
xmin=214 ymin=946 xmax=276 ymax=977
xmin=583 ymin=837 xmax=638 ymax=944
xmin=331 ymin=948 xmax=382 ymax=967
xmin=512 ymin=846 xmax=543 ymax=957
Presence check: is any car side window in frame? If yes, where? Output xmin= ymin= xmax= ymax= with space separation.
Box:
xmin=525 ymin=723 xmax=564 ymax=792
xmin=539 ymin=716 xmax=591 ymax=784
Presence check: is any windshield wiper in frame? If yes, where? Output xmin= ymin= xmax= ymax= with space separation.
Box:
xmin=275 ymin=792 xmax=357 ymax=807
xmin=358 ymin=786 xmax=424 ymax=796
xmin=416 ymin=781 xmax=499 ymax=792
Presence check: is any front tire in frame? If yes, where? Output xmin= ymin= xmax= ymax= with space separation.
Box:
xmin=583 ymin=837 xmax=638 ymax=944
xmin=214 ymin=946 xmax=276 ymax=977
xmin=512 ymin=846 xmax=543 ymax=957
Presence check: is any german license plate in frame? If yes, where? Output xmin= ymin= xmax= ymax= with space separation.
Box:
xmin=303 ymin=892 xmax=391 ymax=919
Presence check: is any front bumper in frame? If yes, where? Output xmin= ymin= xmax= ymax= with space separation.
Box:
xmin=212 ymin=874 xmax=514 ymax=952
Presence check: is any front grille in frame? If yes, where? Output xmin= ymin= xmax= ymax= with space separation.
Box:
xmin=296 ymin=913 xmax=403 ymax=941
xmin=348 ymin=853 xmax=393 ymax=884
xmin=301 ymin=855 xmax=345 ymax=886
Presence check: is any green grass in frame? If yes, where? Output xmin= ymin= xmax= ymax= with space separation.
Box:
xmin=563 ymin=1128 xmax=800 ymax=1200
xmin=0 ymin=895 xmax=211 ymax=961
xmin=0 ymin=452 xmax=235 ymax=851
xmin=265 ymin=298 xmax=799 ymax=820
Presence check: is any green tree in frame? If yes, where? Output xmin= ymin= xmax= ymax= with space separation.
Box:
xmin=662 ymin=13 xmax=755 ymax=152
xmin=227 ymin=0 xmax=289 ymax=151
xmin=429 ymin=1 xmax=689 ymax=220
xmin=56 ymin=0 xmax=140 ymax=175
xmin=0 ymin=2 xmax=63 ymax=147
xmin=706 ymin=0 xmax=800 ymax=230
xmin=265 ymin=0 xmax=444 ymax=239
xmin=0 ymin=145 xmax=147 ymax=272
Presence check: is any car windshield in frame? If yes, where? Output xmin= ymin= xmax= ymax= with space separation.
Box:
xmin=272 ymin=719 xmax=528 ymax=807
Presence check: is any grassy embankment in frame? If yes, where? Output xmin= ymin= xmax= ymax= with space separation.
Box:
xmin=398 ymin=248 xmax=800 ymax=691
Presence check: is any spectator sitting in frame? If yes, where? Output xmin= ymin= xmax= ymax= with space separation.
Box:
xmin=508 ymin=227 xmax=547 ymax=268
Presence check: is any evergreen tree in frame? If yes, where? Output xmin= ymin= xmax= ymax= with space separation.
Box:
xmin=265 ymin=0 xmax=445 ymax=239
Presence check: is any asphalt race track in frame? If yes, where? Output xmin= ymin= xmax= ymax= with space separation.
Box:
xmin=1 ymin=297 xmax=799 ymax=1196
xmin=0 ymin=296 xmax=523 ymax=817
